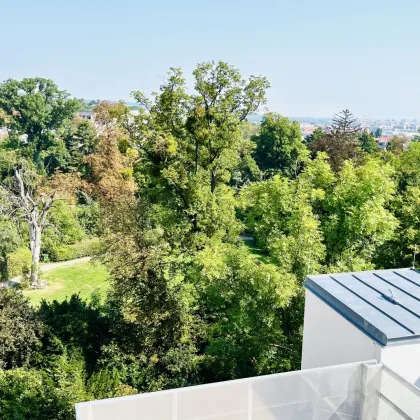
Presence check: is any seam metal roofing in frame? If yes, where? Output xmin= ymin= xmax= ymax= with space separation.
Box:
xmin=304 ymin=268 xmax=420 ymax=346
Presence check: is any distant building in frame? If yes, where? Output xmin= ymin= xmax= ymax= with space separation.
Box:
xmin=301 ymin=124 xmax=315 ymax=140
xmin=376 ymin=136 xmax=392 ymax=149
xmin=77 ymin=111 xmax=93 ymax=121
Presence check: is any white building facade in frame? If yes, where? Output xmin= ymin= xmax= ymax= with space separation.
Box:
xmin=302 ymin=268 xmax=420 ymax=388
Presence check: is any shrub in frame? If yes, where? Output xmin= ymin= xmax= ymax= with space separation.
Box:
xmin=55 ymin=238 xmax=102 ymax=262
xmin=87 ymin=368 xmax=136 ymax=400
xmin=41 ymin=201 xmax=86 ymax=261
xmin=7 ymin=247 xmax=32 ymax=279
xmin=0 ymin=289 xmax=43 ymax=369
xmin=0 ymin=356 xmax=89 ymax=420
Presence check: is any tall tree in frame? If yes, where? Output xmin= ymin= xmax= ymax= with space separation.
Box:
xmin=130 ymin=61 xmax=270 ymax=243
xmin=331 ymin=109 xmax=361 ymax=135
xmin=309 ymin=109 xmax=362 ymax=170
xmin=321 ymin=158 xmax=397 ymax=270
xmin=0 ymin=78 xmax=80 ymax=172
xmin=84 ymin=102 xmax=137 ymax=223
xmin=359 ymin=131 xmax=380 ymax=153
xmin=64 ymin=116 xmax=97 ymax=173
xmin=100 ymin=63 xmax=302 ymax=382
xmin=375 ymin=142 xmax=420 ymax=268
xmin=253 ymin=113 xmax=309 ymax=178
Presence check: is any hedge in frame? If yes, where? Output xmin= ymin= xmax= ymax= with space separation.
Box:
xmin=55 ymin=237 xmax=102 ymax=262
xmin=7 ymin=248 xmax=32 ymax=279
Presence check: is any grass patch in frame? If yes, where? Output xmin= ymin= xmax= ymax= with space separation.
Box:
xmin=242 ymin=237 xmax=272 ymax=264
xmin=23 ymin=261 xmax=110 ymax=306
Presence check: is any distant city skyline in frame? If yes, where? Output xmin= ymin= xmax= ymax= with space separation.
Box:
xmin=2 ymin=0 xmax=420 ymax=118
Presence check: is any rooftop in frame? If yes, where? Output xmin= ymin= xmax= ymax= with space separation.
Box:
xmin=305 ymin=268 xmax=420 ymax=346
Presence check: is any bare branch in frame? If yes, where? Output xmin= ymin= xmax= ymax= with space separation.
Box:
xmin=14 ymin=169 xmax=31 ymax=213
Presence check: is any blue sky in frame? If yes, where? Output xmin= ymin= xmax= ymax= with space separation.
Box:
xmin=2 ymin=0 xmax=420 ymax=118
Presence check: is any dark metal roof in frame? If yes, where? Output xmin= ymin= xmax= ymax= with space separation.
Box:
xmin=304 ymin=268 xmax=420 ymax=346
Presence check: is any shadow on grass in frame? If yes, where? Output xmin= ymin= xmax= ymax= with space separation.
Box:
xmin=242 ymin=237 xmax=272 ymax=264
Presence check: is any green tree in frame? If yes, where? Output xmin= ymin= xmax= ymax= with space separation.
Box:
xmin=130 ymin=61 xmax=269 ymax=244
xmin=375 ymin=186 xmax=420 ymax=268
xmin=242 ymin=153 xmax=397 ymax=272
xmin=374 ymin=127 xmax=383 ymax=138
xmin=0 ymin=190 xmax=22 ymax=280
xmin=412 ymin=128 xmax=420 ymax=142
xmin=359 ymin=131 xmax=380 ymax=153
xmin=395 ymin=141 xmax=420 ymax=189
xmin=241 ymin=154 xmax=331 ymax=280
xmin=0 ymin=355 xmax=88 ymax=420
xmin=304 ymin=127 xmax=324 ymax=145
xmin=0 ymin=78 xmax=80 ymax=172
xmin=322 ymin=158 xmax=397 ymax=270
xmin=240 ymin=120 xmax=260 ymax=140
xmin=194 ymin=243 xmax=296 ymax=379
xmin=309 ymin=109 xmax=362 ymax=170
xmin=100 ymin=62 xmax=303 ymax=385
xmin=0 ymin=289 xmax=42 ymax=369
xmin=254 ymin=113 xmax=309 ymax=178
xmin=64 ymin=117 xmax=97 ymax=173
xmin=375 ymin=142 xmax=420 ymax=267
xmin=42 ymin=200 xmax=85 ymax=261
xmin=387 ymin=136 xmax=407 ymax=154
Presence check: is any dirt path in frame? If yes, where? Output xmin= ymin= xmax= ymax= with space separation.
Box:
xmin=4 ymin=256 xmax=92 ymax=288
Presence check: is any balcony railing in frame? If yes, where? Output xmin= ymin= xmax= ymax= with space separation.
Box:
xmin=75 ymin=360 xmax=420 ymax=420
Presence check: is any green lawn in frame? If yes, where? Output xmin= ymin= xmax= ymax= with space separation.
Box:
xmin=242 ymin=236 xmax=272 ymax=264
xmin=23 ymin=261 xmax=110 ymax=306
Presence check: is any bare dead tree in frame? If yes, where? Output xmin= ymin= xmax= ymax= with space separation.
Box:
xmin=11 ymin=169 xmax=56 ymax=286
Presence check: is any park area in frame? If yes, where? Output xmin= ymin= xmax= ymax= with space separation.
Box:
xmin=22 ymin=259 xmax=110 ymax=306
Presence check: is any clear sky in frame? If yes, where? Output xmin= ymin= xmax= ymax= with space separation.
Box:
xmin=2 ymin=0 xmax=420 ymax=118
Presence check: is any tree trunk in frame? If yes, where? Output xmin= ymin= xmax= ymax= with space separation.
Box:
xmin=210 ymin=169 xmax=217 ymax=194
xmin=195 ymin=140 xmax=199 ymax=174
xmin=0 ymin=250 xmax=7 ymax=281
xmin=29 ymin=224 xmax=41 ymax=286
xmin=29 ymin=214 xmax=42 ymax=286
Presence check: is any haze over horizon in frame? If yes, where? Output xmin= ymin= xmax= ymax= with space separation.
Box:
xmin=2 ymin=0 xmax=420 ymax=119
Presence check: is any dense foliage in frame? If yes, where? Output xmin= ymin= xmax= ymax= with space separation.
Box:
xmin=0 ymin=65 xmax=419 ymax=418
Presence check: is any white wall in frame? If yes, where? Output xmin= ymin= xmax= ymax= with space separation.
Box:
xmin=302 ymin=290 xmax=420 ymax=388
xmin=381 ymin=342 xmax=420 ymax=387
xmin=301 ymin=290 xmax=382 ymax=370
xmin=76 ymin=361 xmax=373 ymax=420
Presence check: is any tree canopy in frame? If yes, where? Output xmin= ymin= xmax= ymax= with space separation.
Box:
xmin=253 ymin=113 xmax=309 ymax=178
xmin=0 ymin=78 xmax=81 ymax=173
xmin=0 ymin=68 xmax=419 ymax=419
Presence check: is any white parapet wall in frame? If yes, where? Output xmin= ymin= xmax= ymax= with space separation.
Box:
xmin=75 ymin=361 xmax=420 ymax=420
xmin=381 ymin=341 xmax=420 ymax=387
xmin=76 ymin=361 xmax=378 ymax=420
